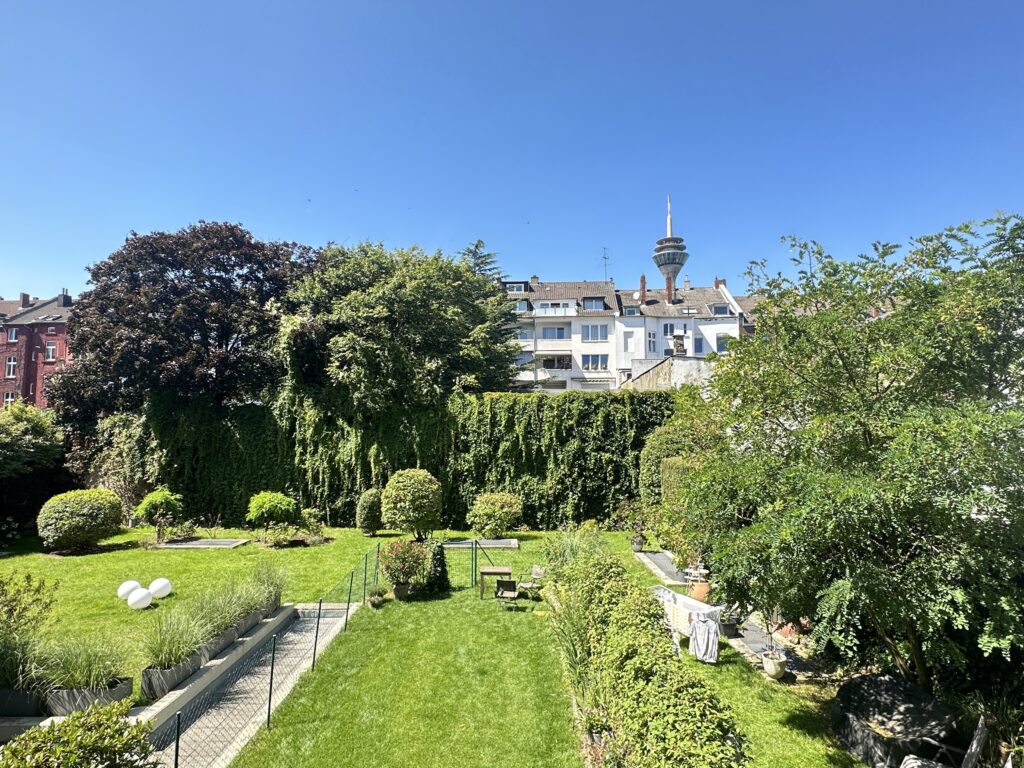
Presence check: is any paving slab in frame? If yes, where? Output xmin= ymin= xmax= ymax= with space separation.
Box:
xmin=156 ymin=538 xmax=250 ymax=550
xmin=634 ymin=550 xmax=688 ymax=586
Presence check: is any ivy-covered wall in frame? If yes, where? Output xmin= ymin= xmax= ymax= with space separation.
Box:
xmin=102 ymin=391 xmax=674 ymax=527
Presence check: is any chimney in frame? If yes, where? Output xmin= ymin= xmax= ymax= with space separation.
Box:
xmin=530 ymin=275 xmax=539 ymax=284
xmin=665 ymin=272 xmax=674 ymax=305
xmin=714 ymin=277 xmax=727 ymax=289
xmin=683 ymin=274 xmax=691 ymax=291
xmin=19 ymin=293 xmax=30 ymax=308
xmin=639 ymin=274 xmax=648 ymax=304
xmin=58 ymin=290 xmax=72 ymax=308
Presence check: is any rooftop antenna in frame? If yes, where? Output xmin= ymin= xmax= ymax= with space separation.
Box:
xmin=601 ymin=247 xmax=610 ymax=280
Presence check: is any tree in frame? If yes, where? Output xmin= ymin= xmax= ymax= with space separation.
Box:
xmin=659 ymin=216 xmax=1024 ymax=690
xmin=49 ymin=222 xmax=310 ymax=430
xmin=381 ymin=468 xmax=442 ymax=540
xmin=0 ymin=402 xmax=62 ymax=481
xmin=458 ymin=239 xmax=503 ymax=280
xmin=278 ymin=242 xmax=518 ymax=426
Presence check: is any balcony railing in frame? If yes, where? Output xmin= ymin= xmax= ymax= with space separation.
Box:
xmin=533 ymin=307 xmax=577 ymax=317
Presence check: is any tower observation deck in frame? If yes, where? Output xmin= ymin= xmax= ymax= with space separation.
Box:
xmin=653 ymin=194 xmax=689 ymax=303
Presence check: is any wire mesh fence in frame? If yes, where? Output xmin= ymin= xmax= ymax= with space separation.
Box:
xmin=149 ymin=544 xmax=379 ymax=768
xmin=147 ymin=538 xmax=544 ymax=767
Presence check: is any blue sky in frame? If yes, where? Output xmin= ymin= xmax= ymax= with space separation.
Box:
xmin=1 ymin=1 xmax=1022 ymax=298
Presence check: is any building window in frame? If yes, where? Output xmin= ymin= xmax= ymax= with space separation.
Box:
xmin=4 ymin=356 xmax=15 ymax=378
xmin=541 ymin=356 xmax=571 ymax=370
xmin=506 ymin=283 xmax=525 ymax=293
xmin=712 ymin=304 xmax=730 ymax=316
xmin=716 ymin=334 xmax=730 ymax=353
xmin=623 ymin=332 xmax=633 ymax=352
xmin=694 ymin=337 xmax=704 ymax=355
xmin=516 ymin=328 xmax=533 ymax=340
xmin=581 ymin=324 xmax=608 ymax=342
xmin=28 ymin=382 xmax=34 ymax=395
xmin=663 ymin=348 xmax=673 ymax=357
xmin=663 ymin=323 xmax=674 ymax=336
xmin=624 ymin=307 xmax=639 ymax=316
xmin=582 ymin=354 xmax=609 ymax=371
xmin=647 ymin=332 xmax=656 ymax=353
xmin=6 ymin=328 xmax=15 ymax=342
xmin=541 ymin=326 xmax=567 ymax=340
xmin=2 ymin=392 xmax=15 ymax=407
xmin=538 ymin=301 xmax=570 ymax=309
xmin=47 ymin=326 xmax=56 ymax=335
xmin=582 ymin=298 xmax=604 ymax=311
xmin=44 ymin=341 xmax=57 ymax=361
xmin=514 ymin=300 xmax=529 ymax=313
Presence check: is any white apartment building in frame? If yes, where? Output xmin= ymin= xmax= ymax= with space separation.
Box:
xmin=506 ymin=199 xmax=759 ymax=391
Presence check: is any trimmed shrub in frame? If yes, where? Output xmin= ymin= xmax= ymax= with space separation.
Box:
xmin=660 ymin=456 xmax=691 ymax=502
xmin=0 ymin=699 xmax=159 ymax=767
xmin=381 ymin=469 xmax=441 ymax=540
xmin=246 ymin=491 xmax=299 ymax=529
xmin=466 ymin=492 xmax=523 ymax=539
xmin=379 ymin=540 xmax=428 ymax=585
xmin=420 ymin=540 xmax=451 ymax=595
xmin=37 ymin=489 xmax=121 ymax=551
xmin=356 ymin=488 xmax=382 ymax=536
xmin=134 ymin=486 xmax=186 ymax=543
xmin=545 ymin=543 xmax=747 ymax=768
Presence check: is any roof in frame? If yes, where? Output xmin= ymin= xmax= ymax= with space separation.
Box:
xmin=617 ymin=286 xmax=743 ymax=318
xmin=504 ymin=280 xmax=618 ymax=314
xmin=0 ymin=294 xmax=74 ymax=325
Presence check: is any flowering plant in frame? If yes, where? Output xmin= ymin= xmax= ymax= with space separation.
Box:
xmin=379 ymin=540 xmax=428 ymax=585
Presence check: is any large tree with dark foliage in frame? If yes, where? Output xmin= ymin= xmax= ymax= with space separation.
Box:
xmin=49 ymin=222 xmax=309 ymax=431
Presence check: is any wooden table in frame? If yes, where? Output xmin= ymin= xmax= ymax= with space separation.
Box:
xmin=479 ymin=566 xmax=512 ymax=598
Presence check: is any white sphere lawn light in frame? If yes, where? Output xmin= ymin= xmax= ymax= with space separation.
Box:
xmin=127 ymin=587 xmax=153 ymax=610
xmin=149 ymin=578 xmax=173 ymax=599
xmin=117 ymin=580 xmax=142 ymax=600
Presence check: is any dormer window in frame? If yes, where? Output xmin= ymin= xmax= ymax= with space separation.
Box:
xmin=624 ymin=307 xmax=639 ymax=316
xmin=505 ymin=283 xmax=526 ymax=293
xmin=582 ymin=298 xmax=604 ymax=311
xmin=514 ymin=300 xmax=529 ymax=313
xmin=712 ymin=304 xmax=730 ymax=316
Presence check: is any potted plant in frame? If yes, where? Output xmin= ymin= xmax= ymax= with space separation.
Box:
xmin=0 ymin=573 xmax=55 ymax=716
xmin=719 ymin=605 xmax=742 ymax=638
xmin=368 ymin=586 xmax=387 ymax=609
xmin=379 ymin=540 xmax=428 ymax=600
xmin=759 ymin=613 xmax=788 ymax=680
xmin=141 ymin=609 xmax=209 ymax=700
xmin=630 ymin=519 xmax=647 ymax=553
xmin=36 ymin=640 xmax=132 ymax=716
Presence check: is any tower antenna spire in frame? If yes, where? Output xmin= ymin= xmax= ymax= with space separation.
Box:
xmin=666 ymin=193 xmax=673 ymax=238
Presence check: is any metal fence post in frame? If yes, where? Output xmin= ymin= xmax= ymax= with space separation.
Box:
xmin=373 ymin=542 xmax=380 ymax=586
xmin=344 ymin=569 xmax=354 ymax=632
xmin=311 ymin=598 xmax=323 ymax=671
xmin=362 ymin=552 xmax=368 ymax=603
xmin=471 ymin=539 xmax=476 ymax=586
xmin=267 ymin=634 xmax=278 ymax=729
xmin=173 ymin=710 xmax=181 ymax=768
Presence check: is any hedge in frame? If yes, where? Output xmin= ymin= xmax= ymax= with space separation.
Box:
xmin=547 ymin=545 xmax=747 ymax=768
xmin=88 ymin=390 xmax=674 ymax=528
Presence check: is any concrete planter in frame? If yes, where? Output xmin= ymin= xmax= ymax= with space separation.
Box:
xmin=142 ymin=653 xmax=202 ymax=701
xmin=392 ymin=583 xmax=411 ymax=600
xmin=0 ymin=688 xmax=42 ymax=716
xmin=45 ymin=677 xmax=133 ymax=716
xmin=720 ymin=618 xmax=740 ymax=638
xmin=200 ymin=626 xmax=240 ymax=663
xmin=760 ymin=651 xmax=788 ymax=680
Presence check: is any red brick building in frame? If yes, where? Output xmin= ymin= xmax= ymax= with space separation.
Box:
xmin=0 ymin=291 xmax=74 ymax=408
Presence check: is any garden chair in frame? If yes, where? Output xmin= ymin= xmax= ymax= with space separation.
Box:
xmin=518 ymin=565 xmax=545 ymax=599
xmin=900 ymin=716 xmax=987 ymax=768
xmin=495 ymin=579 xmax=519 ymax=611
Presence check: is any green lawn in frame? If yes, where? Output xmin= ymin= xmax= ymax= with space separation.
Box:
xmin=231 ymin=576 xmax=581 ymax=768
xmin=0 ymin=527 xmax=383 ymax=684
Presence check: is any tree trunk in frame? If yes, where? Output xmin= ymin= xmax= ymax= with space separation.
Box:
xmin=906 ymin=625 xmax=931 ymax=689
xmin=869 ymin=611 xmax=914 ymax=680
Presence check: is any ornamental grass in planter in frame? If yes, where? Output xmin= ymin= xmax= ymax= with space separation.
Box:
xmin=140 ymin=609 xmax=210 ymax=700
xmin=0 ymin=573 xmax=55 ymax=716
xmin=34 ymin=639 xmax=132 ymax=715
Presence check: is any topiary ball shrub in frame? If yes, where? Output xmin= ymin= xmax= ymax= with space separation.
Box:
xmin=37 ymin=489 xmax=122 ymax=552
xmin=134 ymin=487 xmax=186 ymax=543
xmin=381 ymin=469 xmax=441 ymax=541
xmin=246 ymin=491 xmax=299 ymax=529
xmin=356 ymin=488 xmax=382 ymax=536
xmin=467 ymin=492 xmax=523 ymax=539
